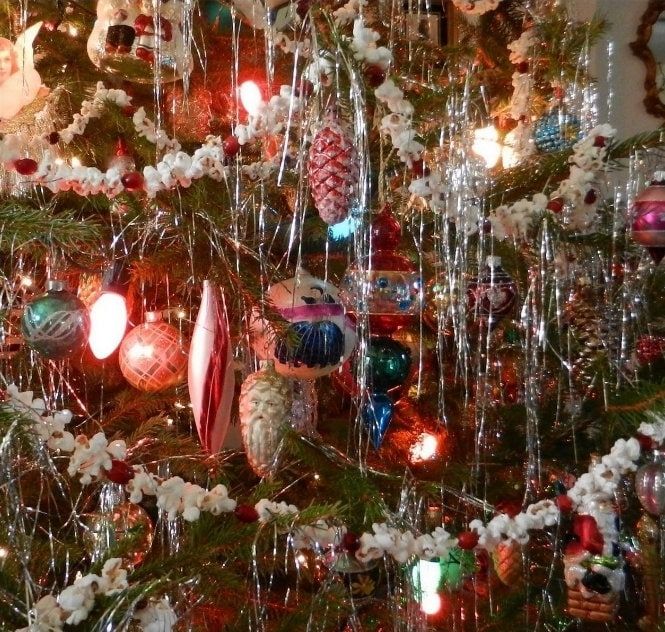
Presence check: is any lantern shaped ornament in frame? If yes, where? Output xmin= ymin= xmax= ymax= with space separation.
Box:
xmin=87 ymin=0 xmax=192 ymax=83
xmin=467 ymin=256 xmax=517 ymax=330
xmin=631 ymin=173 xmax=665 ymax=264
xmin=251 ymin=270 xmax=356 ymax=379
xmin=21 ymin=280 xmax=90 ymax=359
xmin=119 ymin=311 xmax=188 ymax=392
xmin=340 ymin=207 xmax=421 ymax=335
xmin=635 ymin=450 xmax=665 ymax=516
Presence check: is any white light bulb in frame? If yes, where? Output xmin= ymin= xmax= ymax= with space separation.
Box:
xmin=410 ymin=432 xmax=439 ymax=462
xmin=89 ymin=291 xmax=128 ymax=360
xmin=420 ymin=592 xmax=442 ymax=615
xmin=239 ymin=81 xmax=263 ymax=116
xmin=472 ymin=125 xmax=502 ymax=168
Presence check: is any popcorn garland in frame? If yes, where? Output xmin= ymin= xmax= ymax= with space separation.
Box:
xmin=5 ymin=384 xmax=657 ymax=573
xmin=490 ymin=124 xmax=616 ymax=240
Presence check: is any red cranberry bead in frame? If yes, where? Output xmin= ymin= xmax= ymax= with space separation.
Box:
xmin=297 ymin=79 xmax=314 ymax=98
xmin=14 ymin=158 xmax=38 ymax=176
xmin=234 ymin=504 xmax=259 ymax=523
xmin=555 ymin=494 xmax=573 ymax=513
xmin=121 ymin=171 xmax=144 ymax=191
xmin=593 ymin=135 xmax=607 ymax=148
xmin=546 ymin=197 xmax=564 ymax=213
xmin=106 ymin=459 xmax=135 ymax=485
xmin=223 ymin=135 xmax=241 ymax=158
xmin=516 ymin=61 xmax=529 ymax=73
xmin=365 ymin=64 xmax=386 ymax=88
xmin=48 ymin=131 xmax=60 ymax=145
xmin=457 ymin=531 xmax=479 ymax=550
xmin=122 ymin=105 xmax=138 ymax=118
xmin=342 ymin=531 xmax=360 ymax=554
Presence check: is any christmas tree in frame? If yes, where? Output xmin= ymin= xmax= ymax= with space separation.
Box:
xmin=1 ymin=0 xmax=665 ymax=630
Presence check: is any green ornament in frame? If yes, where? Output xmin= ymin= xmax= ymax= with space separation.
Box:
xmin=201 ymin=1 xmax=234 ymax=33
xmin=21 ymin=280 xmax=90 ymax=359
xmin=363 ymin=336 xmax=411 ymax=392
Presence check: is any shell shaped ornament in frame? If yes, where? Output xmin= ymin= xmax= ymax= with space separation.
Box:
xmin=252 ymin=270 xmax=357 ymax=378
xmin=239 ymin=362 xmax=291 ymax=478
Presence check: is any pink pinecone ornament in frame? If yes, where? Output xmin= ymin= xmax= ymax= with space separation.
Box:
xmin=308 ymin=113 xmax=359 ymax=225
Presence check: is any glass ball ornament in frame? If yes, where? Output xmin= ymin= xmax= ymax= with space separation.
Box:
xmin=340 ymin=207 xmax=421 ymax=335
xmin=84 ymin=501 xmax=153 ymax=570
xmin=324 ymin=550 xmax=382 ymax=605
xmin=87 ymin=0 xmax=192 ymax=83
xmin=533 ymin=107 xmax=581 ymax=153
xmin=635 ymin=450 xmax=665 ymax=516
xmin=360 ymin=336 xmax=412 ymax=393
xmin=467 ymin=256 xmax=517 ymax=330
xmin=119 ymin=311 xmax=188 ymax=392
xmin=631 ymin=174 xmax=665 ymax=264
xmin=251 ymin=270 xmax=356 ymax=378
xmin=21 ymin=280 xmax=90 ymax=359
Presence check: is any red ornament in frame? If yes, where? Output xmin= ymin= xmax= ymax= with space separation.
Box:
xmin=308 ymin=110 xmax=359 ymax=225
xmin=632 ymin=178 xmax=665 ymax=263
xmin=341 ymin=531 xmax=360 ymax=554
xmin=636 ymin=335 xmax=665 ymax=365
xmin=555 ymin=494 xmax=573 ymax=513
xmin=546 ymin=197 xmax=564 ymax=213
xmin=234 ymin=504 xmax=259 ymax=523
xmin=106 ymin=459 xmax=135 ymax=485
xmin=121 ymin=171 xmax=144 ymax=192
xmin=223 ymin=135 xmax=241 ymax=158
xmin=457 ymin=531 xmax=479 ymax=550
xmin=14 ymin=158 xmax=38 ymax=176
xmin=371 ymin=205 xmax=401 ymax=250
xmin=365 ymin=64 xmax=386 ymax=88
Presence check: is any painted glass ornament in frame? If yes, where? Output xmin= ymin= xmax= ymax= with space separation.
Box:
xmin=308 ymin=110 xmax=359 ymax=225
xmin=21 ymin=280 xmax=90 ymax=359
xmin=533 ymin=107 xmax=581 ymax=153
xmin=492 ymin=540 xmax=522 ymax=586
xmin=239 ymin=362 xmax=291 ymax=478
xmin=0 ymin=307 xmax=24 ymax=360
xmin=412 ymin=548 xmax=475 ymax=596
xmin=631 ymin=173 xmax=665 ymax=264
xmin=467 ymin=256 xmax=517 ymax=330
xmin=119 ymin=311 xmax=187 ymax=392
xmin=251 ymin=270 xmax=356 ymax=378
xmin=87 ymin=0 xmax=192 ymax=83
xmin=635 ymin=450 xmax=665 ymax=516
xmin=324 ymin=550 xmax=381 ymax=604
xmin=189 ymin=281 xmax=235 ymax=453
xmin=340 ymin=208 xmax=421 ymax=335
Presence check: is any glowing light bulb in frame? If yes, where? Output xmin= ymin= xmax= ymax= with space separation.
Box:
xmin=410 ymin=432 xmax=439 ymax=463
xmin=89 ymin=291 xmax=128 ymax=360
xmin=20 ymin=275 xmax=33 ymax=287
xmin=472 ymin=125 xmax=502 ymax=168
xmin=421 ymin=592 xmax=442 ymax=615
xmin=239 ymin=81 xmax=263 ymax=116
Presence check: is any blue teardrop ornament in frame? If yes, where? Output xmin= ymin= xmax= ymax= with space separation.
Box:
xmin=362 ymin=393 xmax=394 ymax=449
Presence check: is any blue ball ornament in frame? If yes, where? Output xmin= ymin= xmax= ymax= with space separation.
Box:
xmin=534 ymin=108 xmax=581 ymax=153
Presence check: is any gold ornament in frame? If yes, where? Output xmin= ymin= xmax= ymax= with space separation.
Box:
xmin=637 ymin=513 xmax=662 ymax=629
xmin=492 ymin=540 xmax=522 ymax=586
xmin=239 ymin=362 xmax=291 ymax=478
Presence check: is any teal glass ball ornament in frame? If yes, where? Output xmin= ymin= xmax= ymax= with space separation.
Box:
xmin=363 ymin=336 xmax=412 ymax=392
xmin=21 ymin=280 xmax=90 ymax=359
xmin=533 ymin=108 xmax=581 ymax=153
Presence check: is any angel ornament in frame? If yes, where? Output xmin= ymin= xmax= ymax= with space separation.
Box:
xmin=0 ymin=23 xmax=44 ymax=121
